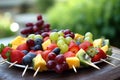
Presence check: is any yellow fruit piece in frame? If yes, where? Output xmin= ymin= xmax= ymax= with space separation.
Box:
xmin=93 ymin=39 xmax=103 ymax=48
xmin=66 ymin=57 xmax=80 ymax=69
xmin=42 ymin=39 xmax=51 ymax=50
xmin=10 ymin=36 xmax=26 ymax=49
xmin=33 ymin=54 xmax=47 ymax=72
xmin=101 ymin=45 xmax=108 ymax=53
xmin=74 ymin=33 xmax=84 ymax=40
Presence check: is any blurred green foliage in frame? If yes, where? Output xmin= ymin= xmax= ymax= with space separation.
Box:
xmin=46 ymin=0 xmax=120 ymax=47
xmin=36 ymin=0 xmax=55 ymax=13
xmin=0 ymin=14 xmax=15 ymax=38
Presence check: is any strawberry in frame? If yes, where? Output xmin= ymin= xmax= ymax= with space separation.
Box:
xmin=91 ymin=48 xmax=107 ymax=62
xmin=1 ymin=47 xmax=12 ymax=59
xmin=64 ymin=51 xmax=75 ymax=58
xmin=91 ymin=54 xmax=100 ymax=62
xmin=47 ymin=43 xmax=58 ymax=51
xmin=69 ymin=41 xmax=79 ymax=54
xmin=79 ymin=41 xmax=93 ymax=51
xmin=16 ymin=43 xmax=29 ymax=51
xmin=10 ymin=50 xmax=25 ymax=64
xmin=97 ymin=48 xmax=107 ymax=59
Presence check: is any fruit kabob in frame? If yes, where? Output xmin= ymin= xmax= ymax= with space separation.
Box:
xmin=0 ymin=15 xmax=119 ymax=77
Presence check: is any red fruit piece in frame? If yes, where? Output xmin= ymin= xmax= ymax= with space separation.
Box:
xmin=64 ymin=51 xmax=75 ymax=58
xmin=91 ymin=54 xmax=101 ymax=62
xmin=35 ymin=50 xmax=43 ymax=55
xmin=43 ymin=37 xmax=49 ymax=42
xmin=69 ymin=41 xmax=79 ymax=54
xmin=47 ymin=43 xmax=58 ymax=51
xmin=10 ymin=50 xmax=25 ymax=64
xmin=1 ymin=47 xmax=12 ymax=59
xmin=41 ymin=50 xmax=51 ymax=61
xmin=97 ymin=48 xmax=107 ymax=59
xmin=79 ymin=41 xmax=93 ymax=51
xmin=16 ymin=43 xmax=29 ymax=51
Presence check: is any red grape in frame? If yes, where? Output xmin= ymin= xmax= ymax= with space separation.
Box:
xmin=47 ymin=60 xmax=56 ymax=69
xmin=41 ymin=32 xmax=49 ymax=38
xmin=26 ymin=23 xmax=34 ymax=27
xmin=55 ymin=64 xmax=64 ymax=73
xmin=55 ymin=54 xmax=65 ymax=64
xmin=64 ymin=29 xmax=71 ymax=35
xmin=35 ymin=20 xmax=44 ymax=27
xmin=37 ymin=15 xmax=42 ymax=21
xmin=48 ymin=52 xmax=56 ymax=60
xmin=26 ymin=39 xmax=35 ymax=47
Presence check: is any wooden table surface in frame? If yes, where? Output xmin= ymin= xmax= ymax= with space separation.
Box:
xmin=0 ymin=47 xmax=120 ymax=80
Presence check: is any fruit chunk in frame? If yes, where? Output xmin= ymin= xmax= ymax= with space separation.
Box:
xmin=42 ymin=39 xmax=51 ymax=50
xmin=101 ymin=45 xmax=109 ymax=53
xmin=10 ymin=50 xmax=25 ymax=64
xmin=76 ymin=49 xmax=91 ymax=66
xmin=93 ymin=39 xmax=103 ymax=48
xmin=11 ymin=36 xmax=26 ymax=49
xmin=74 ymin=33 xmax=84 ymax=40
xmin=33 ymin=54 xmax=47 ymax=72
xmin=69 ymin=41 xmax=79 ymax=54
xmin=66 ymin=57 xmax=80 ymax=69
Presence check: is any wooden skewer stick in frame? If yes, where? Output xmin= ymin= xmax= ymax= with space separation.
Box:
xmin=0 ymin=59 xmax=7 ymax=64
xmin=9 ymin=61 xmax=17 ymax=68
xmin=85 ymin=61 xmax=100 ymax=70
xmin=33 ymin=66 xmax=40 ymax=77
xmin=107 ymin=55 xmax=120 ymax=61
xmin=22 ymin=65 xmax=28 ymax=77
xmin=101 ymin=59 xmax=116 ymax=67
xmin=72 ymin=65 xmax=77 ymax=73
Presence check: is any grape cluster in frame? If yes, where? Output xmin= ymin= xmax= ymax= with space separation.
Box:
xmin=21 ymin=15 xmax=51 ymax=36
xmin=47 ymin=53 xmax=69 ymax=73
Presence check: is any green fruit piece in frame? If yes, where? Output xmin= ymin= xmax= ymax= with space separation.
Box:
xmin=103 ymin=39 xmax=109 ymax=46
xmin=34 ymin=35 xmax=43 ymax=40
xmin=50 ymin=32 xmax=59 ymax=41
xmin=84 ymin=37 xmax=93 ymax=43
xmin=58 ymin=36 xmax=66 ymax=42
xmin=65 ymin=37 xmax=73 ymax=44
xmin=76 ymin=49 xmax=91 ymax=66
xmin=57 ymin=39 xmax=65 ymax=47
xmin=106 ymin=47 xmax=112 ymax=56
xmin=86 ymin=47 xmax=97 ymax=57
xmin=0 ymin=44 xmax=5 ymax=53
xmin=58 ymin=31 xmax=64 ymax=36
xmin=85 ymin=32 xmax=93 ymax=39
xmin=60 ymin=44 xmax=68 ymax=54
xmin=27 ymin=34 xmax=35 ymax=40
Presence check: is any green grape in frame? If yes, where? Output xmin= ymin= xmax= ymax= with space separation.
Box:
xmin=27 ymin=34 xmax=35 ymax=40
xmin=84 ymin=37 xmax=93 ymax=43
xmin=50 ymin=32 xmax=59 ymax=41
xmin=58 ymin=36 xmax=66 ymax=42
xmin=60 ymin=44 xmax=68 ymax=54
xmin=57 ymin=39 xmax=65 ymax=47
xmin=85 ymin=32 xmax=93 ymax=39
xmin=65 ymin=37 xmax=73 ymax=44
xmin=34 ymin=35 xmax=43 ymax=40
xmin=58 ymin=31 xmax=64 ymax=36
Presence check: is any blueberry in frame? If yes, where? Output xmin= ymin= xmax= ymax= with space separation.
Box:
xmin=22 ymin=50 xmax=28 ymax=55
xmin=34 ymin=45 xmax=43 ymax=50
xmin=22 ymin=55 xmax=32 ymax=66
xmin=27 ymin=52 xmax=36 ymax=58
xmin=52 ymin=47 xmax=60 ymax=55
xmin=35 ymin=38 xmax=43 ymax=45
xmin=76 ymin=41 xmax=81 ymax=45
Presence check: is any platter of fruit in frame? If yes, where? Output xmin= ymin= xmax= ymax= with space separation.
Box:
xmin=0 ymin=15 xmax=119 ymax=77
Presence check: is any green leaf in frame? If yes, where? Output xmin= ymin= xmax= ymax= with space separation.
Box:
xmin=8 ymin=43 xmax=12 ymax=47
xmin=0 ymin=44 xmax=5 ymax=53
xmin=6 ymin=51 xmax=11 ymax=61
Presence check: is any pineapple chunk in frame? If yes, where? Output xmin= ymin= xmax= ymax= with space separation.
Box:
xmin=74 ymin=33 xmax=84 ymax=40
xmin=66 ymin=57 xmax=80 ymax=69
xmin=93 ymin=39 xmax=103 ymax=48
xmin=101 ymin=45 xmax=109 ymax=53
xmin=33 ymin=54 xmax=47 ymax=72
xmin=42 ymin=39 xmax=51 ymax=50
xmin=10 ymin=36 xmax=26 ymax=49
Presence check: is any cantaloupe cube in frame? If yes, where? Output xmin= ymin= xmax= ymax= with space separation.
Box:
xmin=42 ymin=39 xmax=51 ymax=50
xmin=74 ymin=33 xmax=84 ymax=40
xmin=66 ymin=57 xmax=80 ymax=69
